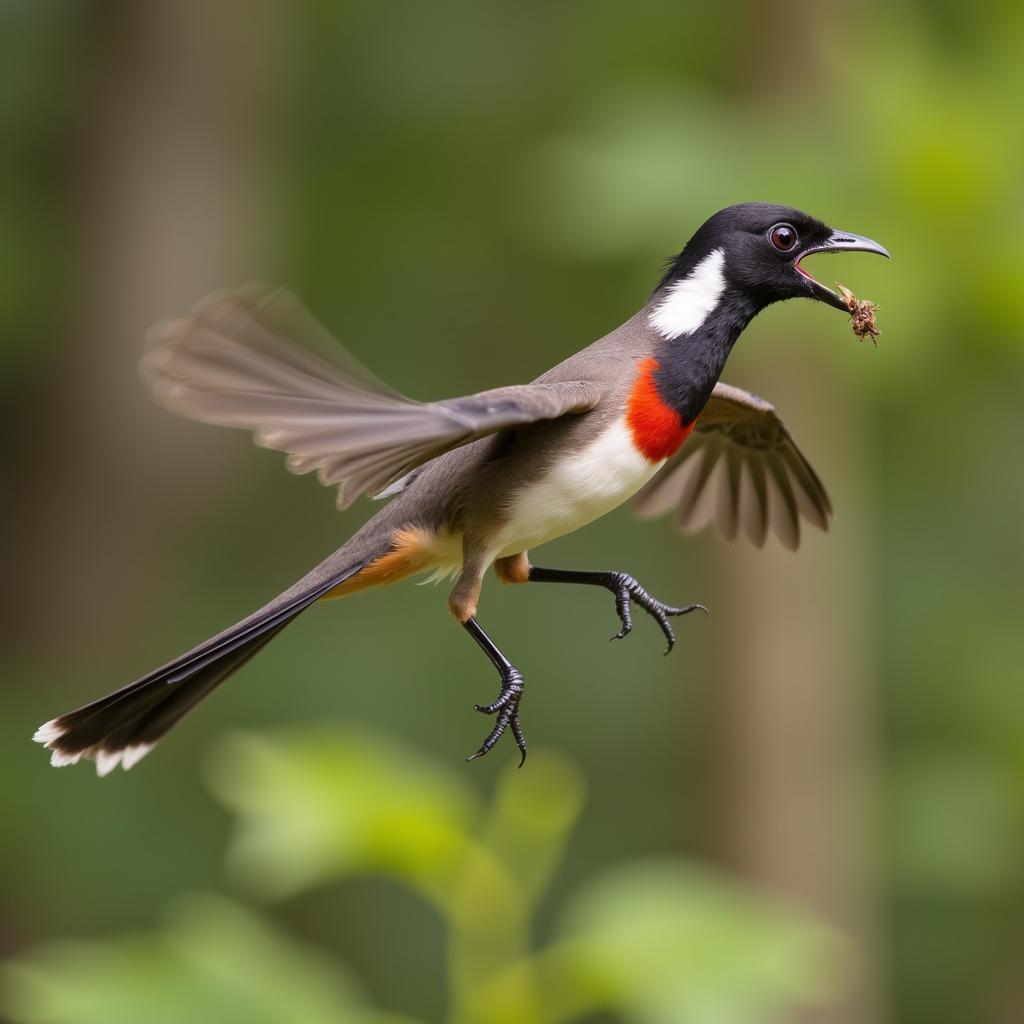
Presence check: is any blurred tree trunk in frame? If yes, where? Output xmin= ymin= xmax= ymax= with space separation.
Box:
xmin=16 ymin=1 xmax=284 ymax=659
xmin=703 ymin=3 xmax=883 ymax=1022
xmin=706 ymin=352 xmax=879 ymax=1024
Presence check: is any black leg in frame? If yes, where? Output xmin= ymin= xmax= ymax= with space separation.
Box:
xmin=462 ymin=617 xmax=527 ymax=766
xmin=527 ymin=566 xmax=706 ymax=655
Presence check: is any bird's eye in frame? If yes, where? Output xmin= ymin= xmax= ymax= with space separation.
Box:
xmin=768 ymin=224 xmax=798 ymax=253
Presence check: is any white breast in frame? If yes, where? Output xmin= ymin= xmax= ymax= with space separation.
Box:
xmin=496 ymin=417 xmax=663 ymax=557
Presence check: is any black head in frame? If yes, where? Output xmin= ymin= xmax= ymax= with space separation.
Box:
xmin=658 ymin=202 xmax=889 ymax=312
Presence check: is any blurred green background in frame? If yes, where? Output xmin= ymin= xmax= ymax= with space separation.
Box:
xmin=2 ymin=2 xmax=1023 ymax=1022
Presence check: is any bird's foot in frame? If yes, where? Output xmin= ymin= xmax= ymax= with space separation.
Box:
xmin=467 ymin=665 xmax=526 ymax=766
xmin=605 ymin=572 xmax=706 ymax=654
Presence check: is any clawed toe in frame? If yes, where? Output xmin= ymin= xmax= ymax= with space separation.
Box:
xmin=458 ymin=572 xmax=703 ymax=767
xmin=467 ymin=667 xmax=527 ymax=765
xmin=474 ymin=691 xmax=511 ymax=715
xmin=609 ymin=573 xmax=706 ymax=654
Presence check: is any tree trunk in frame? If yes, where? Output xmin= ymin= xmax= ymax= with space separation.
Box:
xmin=18 ymin=0 xmax=284 ymax=658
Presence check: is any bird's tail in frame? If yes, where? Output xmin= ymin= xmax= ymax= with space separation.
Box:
xmin=32 ymin=544 xmax=387 ymax=776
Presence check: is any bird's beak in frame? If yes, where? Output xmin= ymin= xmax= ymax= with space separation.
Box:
xmin=795 ymin=230 xmax=891 ymax=311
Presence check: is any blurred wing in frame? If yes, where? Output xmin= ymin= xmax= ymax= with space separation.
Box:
xmin=631 ymin=382 xmax=832 ymax=551
xmin=142 ymin=286 xmax=602 ymax=509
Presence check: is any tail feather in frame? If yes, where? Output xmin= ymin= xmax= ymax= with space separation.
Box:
xmin=34 ymin=557 xmax=371 ymax=775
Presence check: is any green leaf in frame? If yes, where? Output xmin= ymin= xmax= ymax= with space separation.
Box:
xmin=206 ymin=727 xmax=478 ymax=901
xmin=0 ymin=893 xmax=419 ymax=1024
xmin=555 ymin=860 xmax=841 ymax=1024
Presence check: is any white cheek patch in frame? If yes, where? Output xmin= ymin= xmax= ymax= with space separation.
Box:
xmin=649 ymin=247 xmax=727 ymax=339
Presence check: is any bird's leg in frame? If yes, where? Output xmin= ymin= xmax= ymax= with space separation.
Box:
xmin=461 ymin=617 xmax=526 ymax=765
xmin=526 ymin=565 xmax=706 ymax=655
xmin=450 ymin=561 xmax=526 ymax=765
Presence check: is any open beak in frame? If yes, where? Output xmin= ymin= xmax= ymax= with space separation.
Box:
xmin=795 ymin=231 xmax=890 ymax=311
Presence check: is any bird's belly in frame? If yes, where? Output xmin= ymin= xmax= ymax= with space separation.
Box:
xmin=496 ymin=417 xmax=663 ymax=556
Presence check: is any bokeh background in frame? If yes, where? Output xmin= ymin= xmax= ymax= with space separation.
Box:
xmin=3 ymin=2 xmax=1023 ymax=1022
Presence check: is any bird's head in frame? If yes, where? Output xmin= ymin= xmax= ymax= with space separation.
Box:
xmin=656 ymin=202 xmax=889 ymax=320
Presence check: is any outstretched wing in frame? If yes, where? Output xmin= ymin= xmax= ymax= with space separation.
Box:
xmin=142 ymin=286 xmax=602 ymax=508
xmin=631 ymin=382 xmax=832 ymax=550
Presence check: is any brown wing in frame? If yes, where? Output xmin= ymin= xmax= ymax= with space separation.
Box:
xmin=631 ymin=382 xmax=832 ymax=551
xmin=142 ymin=286 xmax=602 ymax=509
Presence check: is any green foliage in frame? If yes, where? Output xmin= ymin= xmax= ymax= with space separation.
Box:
xmin=4 ymin=3 xmax=1023 ymax=1023
xmin=556 ymin=862 xmax=838 ymax=1024
xmin=0 ymin=893 xmax=411 ymax=1024
xmin=2 ymin=730 xmax=836 ymax=1024
xmin=207 ymin=728 xmax=478 ymax=903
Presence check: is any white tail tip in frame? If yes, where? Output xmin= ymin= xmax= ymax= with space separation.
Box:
xmin=121 ymin=743 xmax=155 ymax=771
xmin=50 ymin=748 xmax=85 ymax=767
xmin=33 ymin=718 xmax=155 ymax=775
xmin=33 ymin=719 xmax=66 ymax=745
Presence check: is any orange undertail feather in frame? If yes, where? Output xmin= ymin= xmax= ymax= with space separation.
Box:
xmin=322 ymin=527 xmax=437 ymax=599
xmin=626 ymin=356 xmax=695 ymax=462
xmin=494 ymin=552 xmax=531 ymax=584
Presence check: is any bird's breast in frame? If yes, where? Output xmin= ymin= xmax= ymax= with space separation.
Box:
xmin=496 ymin=415 xmax=670 ymax=556
xmin=625 ymin=356 xmax=695 ymax=461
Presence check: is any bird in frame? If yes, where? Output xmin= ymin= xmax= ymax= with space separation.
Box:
xmin=33 ymin=202 xmax=888 ymax=775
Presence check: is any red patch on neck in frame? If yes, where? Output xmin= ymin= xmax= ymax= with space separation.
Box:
xmin=626 ymin=357 xmax=694 ymax=462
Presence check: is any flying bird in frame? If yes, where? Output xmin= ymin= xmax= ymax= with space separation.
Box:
xmin=33 ymin=203 xmax=888 ymax=773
